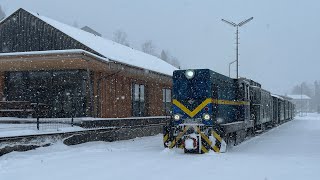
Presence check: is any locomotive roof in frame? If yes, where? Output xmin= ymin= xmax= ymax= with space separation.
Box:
xmin=239 ymin=77 xmax=261 ymax=87
xmin=271 ymin=94 xmax=285 ymax=100
xmin=174 ymin=69 xmax=234 ymax=82
xmin=208 ymin=69 xmax=233 ymax=81
xmin=287 ymin=94 xmax=310 ymax=100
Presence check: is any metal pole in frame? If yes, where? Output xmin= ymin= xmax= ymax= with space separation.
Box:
xmin=301 ymin=83 xmax=303 ymax=117
xmin=229 ymin=63 xmax=231 ymax=77
xmin=221 ymin=17 xmax=253 ymax=79
xmin=37 ymin=117 xmax=39 ymax=130
xmin=36 ymin=102 xmax=39 ymax=130
xmin=71 ymin=117 xmax=74 ymax=127
xmin=236 ymin=26 xmax=239 ymax=79
xmin=229 ymin=60 xmax=236 ymax=78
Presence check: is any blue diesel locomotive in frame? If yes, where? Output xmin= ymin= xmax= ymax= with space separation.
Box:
xmin=163 ymin=69 xmax=294 ymax=153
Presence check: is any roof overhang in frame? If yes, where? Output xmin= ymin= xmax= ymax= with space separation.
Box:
xmin=0 ymin=49 xmax=172 ymax=84
xmin=0 ymin=49 xmax=110 ymax=72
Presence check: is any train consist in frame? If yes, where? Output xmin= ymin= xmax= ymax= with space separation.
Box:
xmin=163 ymin=69 xmax=294 ymax=153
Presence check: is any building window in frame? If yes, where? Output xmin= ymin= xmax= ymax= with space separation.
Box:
xmin=162 ymin=88 xmax=171 ymax=115
xmin=132 ymin=84 xmax=145 ymax=117
xmin=5 ymin=70 xmax=88 ymax=118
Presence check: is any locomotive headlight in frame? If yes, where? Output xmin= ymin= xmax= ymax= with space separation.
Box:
xmin=173 ymin=114 xmax=181 ymax=121
xmin=185 ymin=70 xmax=195 ymax=79
xmin=203 ymin=113 xmax=210 ymax=120
xmin=217 ymin=118 xmax=224 ymax=124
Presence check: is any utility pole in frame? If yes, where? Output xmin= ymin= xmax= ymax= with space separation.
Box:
xmin=222 ymin=17 xmax=253 ymax=79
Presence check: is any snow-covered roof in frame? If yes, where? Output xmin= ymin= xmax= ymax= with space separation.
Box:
xmin=25 ymin=10 xmax=177 ymax=76
xmin=271 ymin=94 xmax=284 ymax=100
xmin=287 ymin=94 xmax=311 ymax=100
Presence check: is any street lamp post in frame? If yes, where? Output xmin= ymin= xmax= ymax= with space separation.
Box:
xmin=229 ymin=60 xmax=236 ymax=78
xmin=222 ymin=17 xmax=253 ymax=79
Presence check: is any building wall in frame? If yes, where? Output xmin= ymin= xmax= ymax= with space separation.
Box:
xmin=291 ymin=99 xmax=311 ymax=113
xmin=95 ymin=72 xmax=171 ymax=118
xmin=95 ymin=73 xmax=136 ymax=118
xmin=0 ymin=68 xmax=172 ymax=118
xmin=106 ymin=74 xmax=132 ymax=118
xmin=147 ymin=82 xmax=167 ymax=116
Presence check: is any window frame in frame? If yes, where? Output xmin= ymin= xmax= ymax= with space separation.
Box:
xmin=132 ymin=83 xmax=146 ymax=117
xmin=162 ymin=88 xmax=172 ymax=115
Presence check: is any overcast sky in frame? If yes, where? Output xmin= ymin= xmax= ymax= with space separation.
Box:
xmin=2 ymin=0 xmax=320 ymax=95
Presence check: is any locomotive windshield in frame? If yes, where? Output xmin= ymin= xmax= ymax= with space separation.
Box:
xmin=172 ymin=70 xmax=211 ymax=100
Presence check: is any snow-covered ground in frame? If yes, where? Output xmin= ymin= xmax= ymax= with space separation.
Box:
xmin=1 ymin=113 xmax=320 ymax=180
xmin=0 ymin=124 xmax=83 ymax=138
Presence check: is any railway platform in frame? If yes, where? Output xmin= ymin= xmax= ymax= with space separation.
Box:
xmin=0 ymin=116 xmax=170 ymax=156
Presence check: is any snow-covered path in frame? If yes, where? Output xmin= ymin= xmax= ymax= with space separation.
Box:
xmin=1 ymin=114 xmax=320 ymax=180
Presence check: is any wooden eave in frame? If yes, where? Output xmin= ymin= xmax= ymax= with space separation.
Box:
xmin=0 ymin=50 xmax=172 ymax=85
xmin=0 ymin=51 xmax=109 ymax=72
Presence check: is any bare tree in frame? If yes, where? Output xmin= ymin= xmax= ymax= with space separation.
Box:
xmin=291 ymin=85 xmax=301 ymax=95
xmin=141 ymin=40 xmax=156 ymax=56
xmin=73 ymin=21 xmax=79 ymax=28
xmin=170 ymin=56 xmax=181 ymax=69
xmin=291 ymin=82 xmax=312 ymax=97
xmin=160 ymin=50 xmax=169 ymax=62
xmin=113 ymin=30 xmax=130 ymax=46
xmin=0 ymin=5 xmax=5 ymax=21
xmin=159 ymin=49 xmax=181 ymax=68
